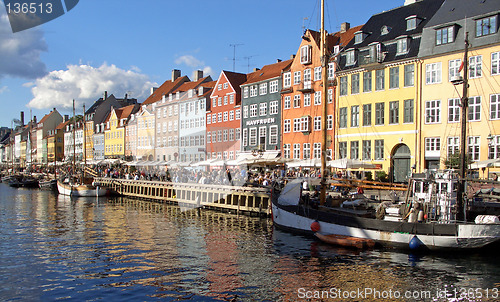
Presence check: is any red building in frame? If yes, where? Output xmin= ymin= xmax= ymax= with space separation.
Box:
xmin=206 ymin=71 xmax=246 ymax=162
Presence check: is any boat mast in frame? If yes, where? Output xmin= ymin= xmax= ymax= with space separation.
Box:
xmin=320 ymin=0 xmax=328 ymax=205
xmin=72 ymin=99 xmax=76 ymax=179
xmin=457 ymin=32 xmax=469 ymax=221
xmin=83 ymin=104 xmax=86 ymax=174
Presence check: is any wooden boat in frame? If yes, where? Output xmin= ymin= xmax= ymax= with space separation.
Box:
xmin=21 ymin=177 xmax=39 ymax=188
xmin=315 ymin=232 xmax=375 ymax=249
xmin=57 ymin=180 xmax=108 ymax=197
xmin=39 ymin=179 xmax=57 ymax=190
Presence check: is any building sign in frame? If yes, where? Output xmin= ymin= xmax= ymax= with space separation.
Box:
xmin=245 ymin=118 xmax=275 ymax=127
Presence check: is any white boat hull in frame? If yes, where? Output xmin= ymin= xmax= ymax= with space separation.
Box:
xmin=57 ymin=181 xmax=108 ymax=197
xmin=271 ymin=202 xmax=500 ymax=250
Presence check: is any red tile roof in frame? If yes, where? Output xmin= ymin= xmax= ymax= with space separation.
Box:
xmin=142 ymin=76 xmax=190 ymax=105
xmin=242 ymin=59 xmax=293 ymax=85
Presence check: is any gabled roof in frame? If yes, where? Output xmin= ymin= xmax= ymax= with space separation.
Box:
xmin=142 ymin=76 xmax=190 ymax=105
xmin=242 ymin=59 xmax=293 ymax=86
xmin=332 ymin=25 xmax=364 ymax=49
xmin=55 ymin=120 xmax=70 ymax=130
xmin=223 ymin=70 xmax=247 ymax=90
xmin=115 ymin=104 xmax=140 ymax=121
xmin=37 ymin=109 xmax=58 ymax=127
xmin=425 ymin=0 xmax=498 ymax=27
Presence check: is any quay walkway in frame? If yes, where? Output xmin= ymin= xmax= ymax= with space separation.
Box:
xmin=95 ymin=177 xmax=272 ymax=216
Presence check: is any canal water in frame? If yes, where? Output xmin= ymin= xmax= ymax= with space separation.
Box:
xmin=1 ymin=183 xmax=499 ymax=301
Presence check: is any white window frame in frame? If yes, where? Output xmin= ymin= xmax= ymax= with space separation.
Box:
xmin=426 ymin=62 xmax=442 ymax=85
xmin=425 ymin=100 xmax=441 ymax=124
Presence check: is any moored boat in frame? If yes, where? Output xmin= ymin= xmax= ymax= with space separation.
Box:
xmin=39 ymin=179 xmax=57 ymax=190
xmin=57 ymin=180 xmax=108 ymax=197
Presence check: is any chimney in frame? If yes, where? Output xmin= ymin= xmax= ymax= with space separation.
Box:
xmin=151 ymin=87 xmax=158 ymax=94
xmin=253 ymin=68 xmax=260 ymax=72
xmin=104 ymin=91 xmax=108 ymax=100
xmin=194 ymin=70 xmax=204 ymax=81
xmin=64 ymin=115 xmax=69 ymax=122
xmin=33 ymin=116 xmax=37 ymax=124
xmin=172 ymin=69 xmax=181 ymax=82
xmin=20 ymin=111 xmax=24 ymax=126
xmin=276 ymin=59 xmax=282 ymax=63
xmin=341 ymin=22 xmax=350 ymax=33
xmin=290 ymin=54 xmax=296 ymax=59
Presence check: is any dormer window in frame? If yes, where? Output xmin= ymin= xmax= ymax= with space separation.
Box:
xmin=346 ymin=49 xmax=356 ymax=66
xmin=368 ymin=42 xmax=384 ymax=63
xmin=300 ymin=45 xmax=312 ymax=64
xmin=406 ymin=15 xmax=421 ymax=31
xmin=354 ymin=32 xmax=364 ymax=44
xmin=436 ymin=26 xmax=455 ymax=45
xmin=381 ymin=25 xmax=391 ymax=35
xmin=198 ymin=86 xmax=204 ymax=96
xmin=396 ymin=36 xmax=410 ymax=55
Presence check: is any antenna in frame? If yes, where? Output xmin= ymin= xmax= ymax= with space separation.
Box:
xmin=229 ymin=44 xmax=243 ymax=72
xmin=302 ymin=17 xmax=309 ymax=34
xmin=243 ymin=55 xmax=258 ymax=73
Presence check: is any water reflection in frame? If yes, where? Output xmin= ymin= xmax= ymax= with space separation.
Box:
xmin=0 ymin=184 xmax=499 ymax=301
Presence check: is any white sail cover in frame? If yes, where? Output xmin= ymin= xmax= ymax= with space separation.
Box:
xmin=277 ymin=178 xmax=302 ymax=206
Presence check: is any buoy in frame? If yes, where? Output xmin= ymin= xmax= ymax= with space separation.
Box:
xmin=409 ymin=235 xmax=422 ymax=250
xmin=310 ymin=221 xmax=320 ymax=232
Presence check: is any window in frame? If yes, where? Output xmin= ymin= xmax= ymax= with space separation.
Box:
xmin=218 ymin=97 xmax=222 ymax=106
xmin=476 ymin=15 xmax=497 ymax=37
xmin=284 ymin=96 xmax=291 ymax=109
xmin=328 ymin=89 xmax=333 ymax=103
xmin=293 ymin=144 xmax=301 ymax=159
xmin=223 ymin=129 xmax=228 ymax=142
xmin=339 ymin=142 xmax=347 ymax=159
xmin=351 ymin=74 xmax=360 ymax=94
xmin=425 ymin=137 xmax=441 ymax=153
xmin=375 ymin=102 xmax=385 ymax=125
xmin=404 ymin=64 xmax=414 ymax=87
xmin=284 ymin=119 xmax=291 ymax=133
xmin=223 ymin=83 xmax=228 ymax=89
xmin=468 ymin=136 xmax=480 ymax=161
xmin=270 ymin=80 xmax=278 ymax=93
xmin=235 ymin=109 xmax=241 ymax=120
xmin=491 ymin=94 xmax=500 ymax=120
xmin=229 ymin=110 xmax=234 ymax=121
xmin=217 ymin=130 xmax=222 ymax=142
xmin=436 ymin=26 xmax=454 ymax=45
xmin=425 ymin=100 xmax=441 ymax=124
xmin=375 ymin=69 xmax=385 ymax=91
xmin=406 ymin=16 xmax=417 ymax=31
xmin=448 ymin=98 xmax=460 ymax=122
xmin=363 ymin=71 xmax=372 ymax=92
xmin=313 ymin=143 xmax=321 ymax=159
xmin=259 ymin=103 xmax=267 ymax=116
xmin=249 ymin=104 xmax=258 ymax=117
xmin=293 ymin=95 xmax=301 ymax=108
xmin=314 ymin=116 xmax=321 ymax=131
xmin=327 ymin=115 xmax=333 ymax=130
xmin=492 ymin=52 xmax=500 ymax=75
xmin=350 ymin=141 xmax=359 ymax=159
xmin=339 ymin=107 xmax=347 ymax=128
xmin=396 ymin=37 xmax=409 ymax=55
xmin=303 ymin=143 xmax=311 ymax=159
xmin=250 ymin=86 xmax=258 ymax=97
xmin=293 ymin=118 xmax=301 ymax=132
xmin=389 ymin=101 xmax=399 ymax=124
xmin=469 ymin=55 xmax=482 ymax=78
xmin=362 ymin=140 xmax=371 ymax=160
xmin=354 ymin=32 xmax=364 ymax=44
xmin=294 ymin=71 xmax=301 ymax=85
xmin=489 ymin=136 xmax=500 ymax=159
xmin=375 ymin=140 xmax=384 ymax=160
xmin=283 ymin=72 xmax=291 ymax=88
xmin=426 ymin=62 xmax=442 ymax=84
xmin=207 ymin=131 xmax=211 ymax=144
xmin=224 ymin=96 xmax=228 ymax=105
xmin=303 ymin=69 xmax=311 ymax=89
xmin=269 ymin=101 xmax=278 ymax=115
xmin=223 ymin=111 xmax=228 ymax=121
xmin=363 ymin=104 xmax=372 ymax=126
xmin=404 ymin=99 xmax=414 ymax=123
xmin=339 ymin=77 xmax=348 ymax=96
xmin=249 ymin=128 xmax=257 ymax=146
xmin=300 ymin=116 xmax=311 ymax=132
xmin=346 ymin=50 xmax=356 ymax=65
xmin=468 ymin=96 xmax=481 ymax=121
xmin=283 ymin=144 xmax=291 ymax=158
xmin=314 ymin=67 xmax=322 ymax=81
xmin=449 ymin=59 xmax=461 ymax=81
xmin=270 ymin=126 xmax=278 ymax=145
xmin=243 ymin=87 xmax=249 ymax=98
xmin=259 ymin=83 xmax=268 ymax=95
xmin=300 ymin=45 xmax=312 ymax=64
xmin=328 ymin=62 xmax=335 ymax=79
xmin=242 ymin=129 xmax=248 ymax=146
xmin=304 ymin=93 xmax=311 ymax=107
xmin=314 ymin=91 xmax=321 ymax=105
xmin=447 ymin=137 xmax=459 ymax=157
xmin=218 ymin=112 xmax=222 ymax=122
xmin=389 ymin=67 xmax=399 ymax=89
xmin=351 ymin=105 xmax=359 ymax=127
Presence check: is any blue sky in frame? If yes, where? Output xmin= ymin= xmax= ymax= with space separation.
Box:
xmin=0 ymin=0 xmax=404 ymax=127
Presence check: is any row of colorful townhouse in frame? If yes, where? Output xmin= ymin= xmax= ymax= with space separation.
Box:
xmin=1 ymin=0 xmax=499 ymax=182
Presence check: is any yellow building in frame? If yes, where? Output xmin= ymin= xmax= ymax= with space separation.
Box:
xmin=418 ymin=1 xmax=500 ymax=178
xmin=104 ymin=105 xmax=139 ymax=159
xmin=135 ymin=105 xmax=156 ymax=161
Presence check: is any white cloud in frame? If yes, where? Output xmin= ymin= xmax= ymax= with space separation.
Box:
xmin=27 ymin=63 xmax=157 ymax=110
xmin=175 ymin=55 xmax=203 ymax=68
xmin=0 ymin=86 xmax=8 ymax=94
xmin=0 ymin=10 xmax=47 ymax=79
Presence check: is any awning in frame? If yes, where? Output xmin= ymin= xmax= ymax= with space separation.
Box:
xmin=328 ymin=158 xmax=377 ymax=169
xmin=470 ymin=158 xmax=500 ymax=169
xmin=286 ymin=158 xmax=322 ymax=168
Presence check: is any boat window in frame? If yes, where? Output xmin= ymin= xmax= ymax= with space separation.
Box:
xmin=440 ymin=183 xmax=448 ymax=194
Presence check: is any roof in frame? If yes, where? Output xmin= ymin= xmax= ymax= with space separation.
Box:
xmin=142 ymin=76 xmax=190 ymax=105
xmin=332 ymin=25 xmax=364 ymax=48
xmin=38 ymin=109 xmax=57 ymax=126
xmin=55 ymin=120 xmax=70 ymax=130
xmin=115 ymin=104 xmax=140 ymax=120
xmin=222 ymin=70 xmax=247 ymax=90
xmin=425 ymin=0 xmax=499 ymax=28
xmin=242 ymin=59 xmax=293 ymax=85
